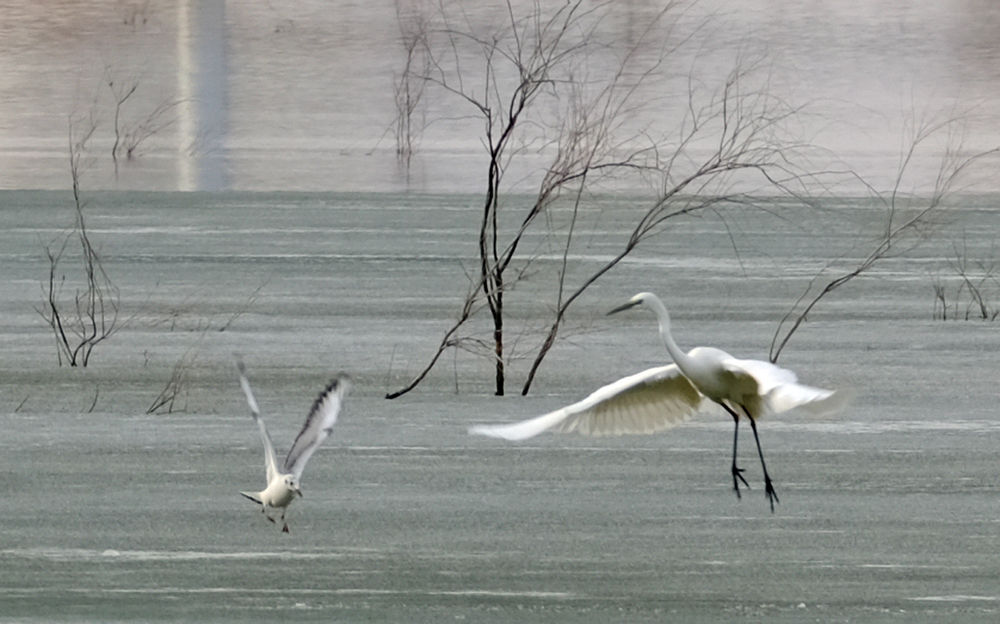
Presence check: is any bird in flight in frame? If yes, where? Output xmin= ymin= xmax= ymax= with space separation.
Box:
xmin=236 ymin=359 xmax=352 ymax=532
xmin=470 ymin=292 xmax=846 ymax=511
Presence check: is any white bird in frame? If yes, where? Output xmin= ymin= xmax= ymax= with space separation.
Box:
xmin=236 ymin=359 xmax=352 ymax=532
xmin=470 ymin=292 xmax=846 ymax=512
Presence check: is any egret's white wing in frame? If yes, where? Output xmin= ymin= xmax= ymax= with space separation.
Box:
xmin=470 ymin=365 xmax=711 ymax=441
xmin=469 ymin=406 xmax=576 ymax=441
xmin=282 ymin=375 xmax=352 ymax=480
xmin=764 ymin=383 xmax=849 ymax=416
xmin=236 ymin=360 xmax=279 ymax=484
xmin=723 ymin=357 xmax=798 ymax=394
xmin=723 ymin=357 xmax=846 ymax=417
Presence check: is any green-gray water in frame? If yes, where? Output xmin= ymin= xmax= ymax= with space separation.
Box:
xmin=1 ymin=191 xmax=998 ymax=622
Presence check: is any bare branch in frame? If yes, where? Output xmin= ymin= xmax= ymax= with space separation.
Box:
xmin=36 ymin=116 xmax=123 ymax=367
xmin=106 ymin=67 xmax=183 ymax=175
xmin=769 ymin=112 xmax=1000 ymax=362
xmin=147 ymin=345 xmax=199 ymax=414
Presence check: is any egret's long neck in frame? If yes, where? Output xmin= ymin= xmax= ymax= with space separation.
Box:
xmin=649 ymin=297 xmax=694 ymax=372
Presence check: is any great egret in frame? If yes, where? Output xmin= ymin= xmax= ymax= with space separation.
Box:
xmin=470 ymin=292 xmax=846 ymax=511
xmin=236 ymin=359 xmax=352 ymax=532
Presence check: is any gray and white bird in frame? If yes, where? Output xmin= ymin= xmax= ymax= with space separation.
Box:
xmin=470 ymin=292 xmax=847 ymax=511
xmin=237 ymin=360 xmax=352 ymax=532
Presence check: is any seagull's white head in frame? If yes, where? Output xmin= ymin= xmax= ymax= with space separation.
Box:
xmin=284 ymin=475 xmax=303 ymax=497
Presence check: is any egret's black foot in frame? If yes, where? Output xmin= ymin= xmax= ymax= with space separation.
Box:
xmin=731 ymin=463 xmax=750 ymax=498
xmin=764 ymin=476 xmax=780 ymax=512
xmin=281 ymin=523 xmax=290 ymax=533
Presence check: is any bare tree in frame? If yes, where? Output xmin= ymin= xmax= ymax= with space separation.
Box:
xmin=144 ymin=278 xmax=267 ymax=414
xmin=386 ymin=0 xmax=611 ymax=397
xmin=933 ymin=236 xmax=1000 ymax=321
xmin=217 ymin=279 xmax=269 ymax=332
xmin=120 ymin=98 xmax=180 ymax=160
xmin=769 ymin=113 xmax=1000 ymax=362
xmin=106 ymin=68 xmax=182 ymax=177
xmin=147 ymin=345 xmax=199 ymax=414
xmin=392 ymin=0 xmax=431 ymax=166
xmin=107 ymin=70 xmax=138 ymax=176
xmin=387 ymin=1 xmax=826 ymax=397
xmin=387 ymin=0 xmax=595 ymax=396
xmin=36 ymin=115 xmax=123 ymax=367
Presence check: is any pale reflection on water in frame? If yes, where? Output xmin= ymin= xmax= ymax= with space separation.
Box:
xmin=1 ymin=0 xmax=999 ymax=192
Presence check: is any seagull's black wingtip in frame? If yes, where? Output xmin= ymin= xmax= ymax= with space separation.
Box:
xmin=239 ymin=491 xmax=262 ymax=505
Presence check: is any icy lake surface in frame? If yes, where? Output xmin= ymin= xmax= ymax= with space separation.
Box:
xmin=1 ymin=190 xmax=999 ymax=622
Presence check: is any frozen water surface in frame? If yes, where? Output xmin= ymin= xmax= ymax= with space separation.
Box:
xmin=1 ymin=191 xmax=998 ymax=622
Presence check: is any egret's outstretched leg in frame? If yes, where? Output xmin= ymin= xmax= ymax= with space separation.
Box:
xmin=280 ymin=509 xmax=289 ymax=533
xmin=730 ymin=413 xmax=750 ymax=496
xmin=744 ymin=407 xmax=779 ymax=512
xmin=719 ymin=404 xmax=750 ymax=496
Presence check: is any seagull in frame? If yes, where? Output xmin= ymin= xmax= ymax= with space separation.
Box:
xmin=470 ymin=292 xmax=847 ymax=511
xmin=236 ymin=359 xmax=352 ymax=532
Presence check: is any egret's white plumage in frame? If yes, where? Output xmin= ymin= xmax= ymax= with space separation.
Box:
xmin=237 ymin=359 xmax=352 ymax=532
xmin=470 ymin=292 xmax=847 ymax=511
xmin=470 ymin=365 xmax=710 ymax=440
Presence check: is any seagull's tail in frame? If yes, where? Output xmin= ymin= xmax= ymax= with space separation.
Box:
xmin=240 ymin=491 xmax=263 ymax=505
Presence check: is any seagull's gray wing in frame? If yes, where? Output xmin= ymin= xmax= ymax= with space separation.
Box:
xmin=283 ymin=374 xmax=352 ymax=480
xmin=470 ymin=365 xmax=713 ymax=441
xmin=236 ymin=359 xmax=279 ymax=484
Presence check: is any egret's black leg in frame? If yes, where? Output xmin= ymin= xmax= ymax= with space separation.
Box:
xmin=744 ymin=408 xmax=779 ymax=512
xmin=720 ymin=404 xmax=750 ymax=496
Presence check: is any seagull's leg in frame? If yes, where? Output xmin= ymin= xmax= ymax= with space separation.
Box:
xmin=280 ymin=508 xmax=289 ymax=533
xmin=262 ymin=504 xmax=276 ymax=524
xmin=744 ymin=407 xmax=779 ymax=512
xmin=720 ymin=403 xmax=750 ymax=496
